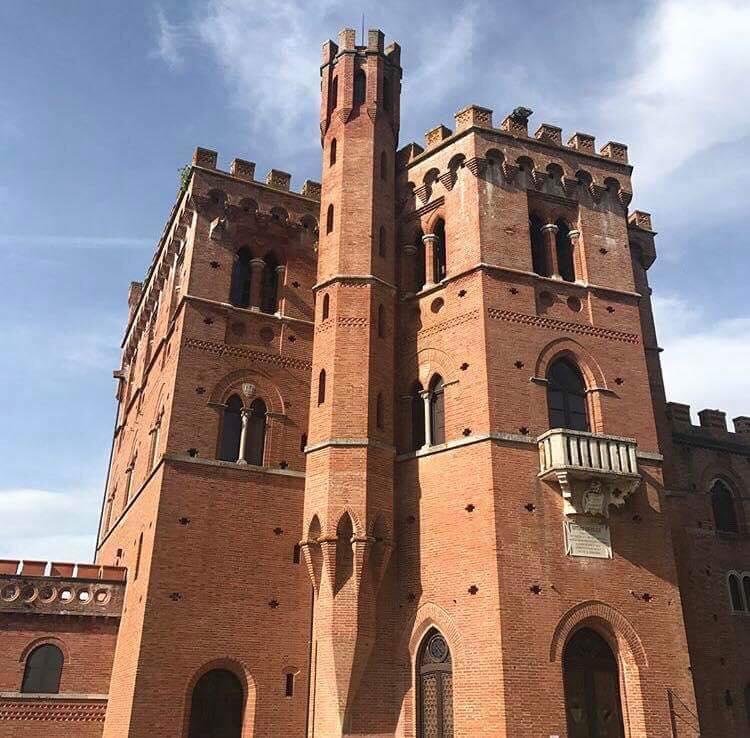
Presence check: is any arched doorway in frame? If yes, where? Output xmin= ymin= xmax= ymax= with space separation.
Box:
xmin=418 ymin=629 xmax=453 ymax=738
xmin=563 ymin=628 xmax=625 ymax=738
xmin=187 ymin=668 xmax=244 ymax=738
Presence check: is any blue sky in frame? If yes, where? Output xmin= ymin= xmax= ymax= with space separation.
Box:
xmin=1 ymin=0 xmax=748 ymax=562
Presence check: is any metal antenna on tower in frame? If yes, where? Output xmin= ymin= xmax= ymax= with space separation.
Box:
xmin=361 ymin=13 xmax=364 ymax=44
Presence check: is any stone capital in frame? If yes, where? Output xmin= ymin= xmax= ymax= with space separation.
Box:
xmin=541 ymin=223 xmax=559 ymax=235
xmin=250 ymin=257 xmax=267 ymax=270
xmin=422 ymin=233 xmax=438 ymax=244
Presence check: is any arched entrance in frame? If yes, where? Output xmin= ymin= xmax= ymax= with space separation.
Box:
xmin=563 ymin=628 xmax=625 ymax=738
xmin=418 ymin=629 xmax=453 ymax=738
xmin=187 ymin=668 xmax=244 ymax=738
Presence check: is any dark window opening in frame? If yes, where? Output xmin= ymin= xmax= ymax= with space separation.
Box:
xmin=730 ymin=574 xmax=744 ymax=611
xmin=433 ymin=220 xmax=447 ymax=282
xmin=330 ymin=138 xmax=337 ymax=166
xmin=293 ymin=544 xmax=301 ymax=564
xmin=563 ymin=628 xmax=625 ymax=738
xmin=229 ymin=248 xmax=252 ymax=307
xmin=712 ymin=480 xmax=739 ymax=533
xmin=322 ymin=293 xmax=330 ymax=320
xmin=529 ymin=214 xmax=548 ymax=276
xmin=353 ymin=69 xmax=366 ymax=106
xmin=380 ymin=151 xmax=387 ymax=180
xmin=318 ymin=370 xmax=326 ymax=405
xmin=326 ymin=204 xmax=334 ymax=234
xmin=219 ymin=395 xmax=243 ymax=461
xmin=260 ymin=254 xmax=280 ymax=314
xmin=411 ymin=381 xmax=425 ymax=451
xmin=187 ymin=669 xmax=244 ymax=738
xmin=21 ymin=644 xmax=63 ymax=694
xmin=245 ymin=398 xmax=267 ymax=466
xmin=334 ymin=514 xmax=353 ymax=594
xmin=556 ymin=219 xmax=576 ymax=282
xmin=377 ymin=304 xmax=385 ymax=338
xmin=415 ymin=230 xmax=426 ymax=291
xmin=547 ymin=358 xmax=589 ymax=431
xmin=285 ymin=672 xmax=295 ymax=697
xmin=329 ymin=76 xmax=338 ymax=114
xmin=429 ymin=375 xmax=446 ymax=446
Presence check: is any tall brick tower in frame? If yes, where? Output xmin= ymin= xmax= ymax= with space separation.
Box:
xmin=301 ymin=28 xmax=401 ymax=736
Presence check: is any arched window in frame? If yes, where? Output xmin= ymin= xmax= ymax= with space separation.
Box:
xmin=21 ymin=644 xmax=63 ymax=694
xmin=335 ymin=514 xmax=353 ymax=594
xmin=379 ymin=226 xmax=386 ymax=257
xmin=383 ymin=76 xmax=391 ymax=111
xmin=326 ymin=204 xmax=334 ymax=234
xmin=329 ymin=76 xmax=338 ymax=114
xmin=547 ymin=358 xmax=589 ymax=431
xmin=245 ymin=398 xmax=266 ymax=466
xmin=380 ymin=151 xmax=387 ymax=180
xmin=529 ymin=214 xmax=548 ymax=276
xmin=712 ymin=479 xmax=739 ymax=533
xmin=318 ymin=370 xmax=326 ymax=405
xmin=417 ymin=629 xmax=453 ymax=738
xmin=429 ymin=375 xmax=446 ymax=446
xmin=563 ymin=628 xmax=625 ymax=738
xmin=377 ymin=304 xmax=385 ymax=338
xmin=229 ymin=248 xmax=252 ymax=307
xmin=411 ymin=381 xmax=425 ymax=451
xmin=322 ymin=293 xmax=330 ymax=320
xmin=330 ymin=138 xmax=337 ymax=166
xmin=743 ymin=575 xmax=750 ymax=611
xmin=219 ymin=395 xmax=243 ymax=462
xmin=187 ymin=669 xmax=244 ymax=738
xmin=433 ymin=219 xmax=447 ymax=282
xmin=415 ymin=229 xmax=426 ymax=292
xmin=260 ymin=254 xmax=280 ymax=314
xmin=353 ymin=69 xmax=366 ymax=106
xmin=729 ymin=573 xmax=744 ymax=611
xmin=376 ymin=392 xmax=384 ymax=430
xmin=556 ymin=218 xmax=575 ymax=282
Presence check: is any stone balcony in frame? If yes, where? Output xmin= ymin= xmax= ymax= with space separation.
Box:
xmin=0 ymin=561 xmax=126 ymax=618
xmin=538 ymin=428 xmax=641 ymax=517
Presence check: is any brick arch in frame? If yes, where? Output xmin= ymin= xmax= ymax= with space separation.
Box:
xmin=549 ymin=600 xmax=648 ymax=670
xmin=180 ymin=657 xmax=257 ymax=738
xmin=404 ymin=601 xmax=465 ymax=672
xmin=422 ymin=206 xmax=446 ymax=235
xmin=19 ymin=636 xmax=71 ymax=664
xmin=209 ymin=368 xmax=285 ymax=415
xmin=312 ymin=507 xmax=364 ymax=540
xmin=699 ymin=466 xmax=746 ymax=498
xmin=534 ymin=337 xmax=607 ymax=392
xmin=411 ymin=347 xmax=457 ymax=390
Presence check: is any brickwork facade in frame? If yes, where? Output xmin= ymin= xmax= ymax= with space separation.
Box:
xmin=1 ymin=25 xmax=747 ymax=738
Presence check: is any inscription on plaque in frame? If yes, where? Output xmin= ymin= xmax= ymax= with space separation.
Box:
xmin=565 ymin=516 xmax=612 ymax=559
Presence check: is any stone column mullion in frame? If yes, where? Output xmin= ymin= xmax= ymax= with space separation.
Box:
xmin=568 ymin=229 xmax=582 ymax=282
xmin=541 ymin=223 xmax=560 ymax=279
xmin=249 ymin=258 xmax=266 ymax=310
xmin=237 ymin=410 xmax=249 ymax=464
xmin=421 ymin=390 xmax=432 ymax=449
xmin=275 ymin=264 xmax=286 ymax=315
xmin=402 ymin=243 xmax=417 ymax=296
xmin=422 ymin=234 xmax=437 ymax=287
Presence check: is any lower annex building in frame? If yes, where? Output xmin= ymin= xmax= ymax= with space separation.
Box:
xmin=1 ymin=27 xmax=749 ymax=738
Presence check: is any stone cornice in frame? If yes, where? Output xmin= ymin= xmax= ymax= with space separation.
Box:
xmin=672 ymin=431 xmax=750 ymax=458
xmin=313 ymin=274 xmax=398 ymax=293
xmin=185 ymin=294 xmax=314 ymax=328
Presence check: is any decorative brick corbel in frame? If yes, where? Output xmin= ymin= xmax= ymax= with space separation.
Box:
xmin=501 ymin=160 xmax=520 ymax=183
xmin=439 ymin=171 xmax=456 ymax=191
xmin=414 ymin=184 xmax=430 ymax=205
xmin=562 ymin=176 xmax=579 ymax=198
xmin=352 ymin=535 xmax=372 ymax=593
xmin=464 ymin=156 xmax=486 ymax=177
xmin=618 ymin=189 xmax=633 ymax=208
xmin=366 ymin=105 xmax=378 ymax=123
xmin=337 ymin=107 xmax=353 ymax=124
xmin=319 ymin=537 xmax=337 ymax=594
xmin=589 ymin=182 xmax=606 ymax=203
xmin=300 ymin=540 xmax=321 ymax=592
xmin=531 ymin=168 xmax=548 ymax=190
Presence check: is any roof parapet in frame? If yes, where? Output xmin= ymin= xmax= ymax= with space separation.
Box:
xmin=601 ymin=141 xmax=629 ymax=164
xmin=734 ymin=417 xmax=750 ymax=434
xmin=0 ymin=560 xmax=127 ymax=581
xmin=535 ymin=124 xmax=562 ymax=146
xmin=192 ymin=146 xmax=217 ymax=169
xmin=501 ymin=106 xmax=533 ymax=137
xmin=425 ymin=124 xmax=453 ymax=149
xmin=301 ymin=180 xmax=321 ymax=201
xmin=455 ymin=105 xmax=493 ymax=133
xmin=338 ymin=28 xmax=356 ymax=51
xmin=368 ymin=29 xmax=384 ymax=53
xmin=568 ymin=132 xmax=596 ymax=154
xmin=230 ymin=158 xmax=256 ymax=181
xmin=628 ymin=211 xmax=653 ymax=232
xmin=698 ymin=409 xmax=727 ymax=431
xmin=265 ymin=169 xmax=292 ymax=192
xmin=667 ymin=402 xmax=750 ymax=438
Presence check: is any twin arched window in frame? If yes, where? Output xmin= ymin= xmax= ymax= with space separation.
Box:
xmin=21 ymin=644 xmax=63 ymax=694
xmin=187 ymin=669 xmax=244 ymax=738
xmin=229 ymin=249 xmax=281 ymax=314
xmin=728 ymin=571 xmax=750 ymax=612
xmin=712 ymin=479 xmax=739 ymax=533
xmin=410 ymin=375 xmax=445 ymax=450
xmin=218 ymin=395 xmax=267 ymax=466
xmin=547 ymin=358 xmax=589 ymax=431
xmin=529 ymin=214 xmax=576 ymax=282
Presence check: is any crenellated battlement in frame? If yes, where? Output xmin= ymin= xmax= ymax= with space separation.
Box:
xmin=321 ymin=28 xmax=401 ymax=66
xmin=0 ymin=560 xmax=126 ymax=618
xmin=400 ymin=104 xmax=630 ymax=169
xmin=191 ymin=147 xmax=321 ymax=201
xmin=666 ymin=402 xmax=750 ymax=439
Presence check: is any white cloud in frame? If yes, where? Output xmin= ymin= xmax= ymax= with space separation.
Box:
xmin=0 ymin=488 xmax=98 ymax=562
xmin=599 ymin=0 xmax=750 ymax=193
xmin=653 ymin=294 xmax=750 ymax=423
xmin=153 ymin=6 xmax=189 ymax=70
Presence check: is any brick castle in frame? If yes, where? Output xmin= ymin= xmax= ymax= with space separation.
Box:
xmin=1 ymin=27 xmax=749 ymax=738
